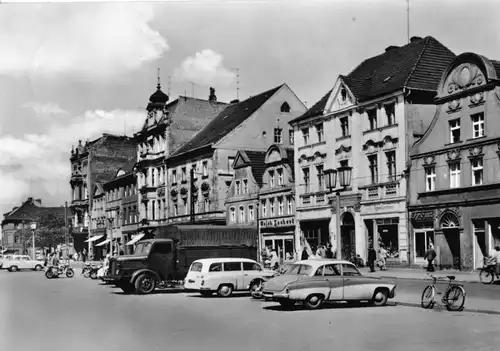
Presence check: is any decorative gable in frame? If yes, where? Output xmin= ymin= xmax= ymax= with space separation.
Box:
xmin=324 ymin=78 xmax=355 ymax=114
xmin=444 ymin=63 xmax=486 ymax=97
xmin=233 ymin=152 xmax=248 ymax=169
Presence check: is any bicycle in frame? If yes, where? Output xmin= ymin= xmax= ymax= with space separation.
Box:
xmin=420 ymin=274 xmax=466 ymax=312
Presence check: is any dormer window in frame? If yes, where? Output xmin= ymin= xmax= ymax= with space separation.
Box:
xmin=385 ymin=103 xmax=395 ymax=125
xmin=277 ymin=168 xmax=284 ymax=185
xmin=269 ymin=170 xmax=275 ymax=187
xmin=340 ymin=88 xmax=347 ymax=101
xmin=280 ymin=102 xmax=291 ymax=113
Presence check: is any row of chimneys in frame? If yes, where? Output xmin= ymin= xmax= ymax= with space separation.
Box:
xmin=385 ymin=36 xmax=422 ymax=53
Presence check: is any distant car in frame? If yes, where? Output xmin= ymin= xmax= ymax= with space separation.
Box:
xmin=184 ymin=258 xmax=277 ymax=297
xmin=262 ymin=259 xmax=397 ymax=310
xmin=2 ymin=255 xmax=44 ymax=272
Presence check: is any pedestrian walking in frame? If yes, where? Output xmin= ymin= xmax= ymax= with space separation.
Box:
xmin=326 ymin=244 xmax=333 ymax=259
xmin=378 ymin=246 xmax=387 ymax=271
xmin=82 ymin=248 xmax=87 ymax=263
xmin=492 ymin=245 xmax=500 ymax=278
xmin=368 ymin=246 xmax=377 ymax=272
xmin=73 ymin=252 xmax=79 ymax=262
xmin=425 ymin=243 xmax=437 ymax=272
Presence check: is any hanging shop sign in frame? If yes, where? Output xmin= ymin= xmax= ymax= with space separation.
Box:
xmin=260 ymin=217 xmax=295 ymax=228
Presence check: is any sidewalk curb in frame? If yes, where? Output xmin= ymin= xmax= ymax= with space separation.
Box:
xmin=379 ymin=275 xmax=480 ymax=284
xmin=396 ymin=301 xmax=500 ymax=316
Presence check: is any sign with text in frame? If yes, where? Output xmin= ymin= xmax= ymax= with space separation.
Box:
xmin=260 ymin=217 xmax=295 ymax=228
xmin=410 ymin=210 xmax=435 ymax=222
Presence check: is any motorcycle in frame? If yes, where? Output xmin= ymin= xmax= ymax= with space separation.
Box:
xmin=89 ymin=264 xmax=102 ymax=280
xmin=479 ymin=257 xmax=498 ymax=284
xmin=81 ymin=262 xmax=92 ymax=278
xmin=45 ymin=264 xmax=75 ymax=279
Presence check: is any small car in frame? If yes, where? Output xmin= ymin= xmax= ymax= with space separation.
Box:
xmin=3 ymin=255 xmax=45 ymax=272
xmin=262 ymin=259 xmax=396 ymax=310
xmin=184 ymin=258 xmax=277 ymax=297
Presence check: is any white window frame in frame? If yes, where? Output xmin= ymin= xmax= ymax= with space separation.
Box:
xmin=425 ymin=166 xmax=436 ymax=191
xmin=243 ymin=179 xmax=248 ymax=194
xmin=449 ymin=119 xmax=460 ymax=143
xmin=471 ymin=113 xmax=485 ymax=139
xmin=269 ymin=170 xmax=275 ymax=187
xmin=302 ymin=128 xmax=309 ymax=145
xmin=316 ymin=123 xmax=324 ymax=143
xmin=278 ymin=197 xmax=284 ymax=216
xmin=449 ymin=162 xmax=461 ymax=188
xmin=239 ymin=206 xmax=245 ymax=222
xmin=202 ymin=161 xmax=208 ymax=176
xmin=287 ymin=195 xmax=293 ymax=214
xmin=277 ymin=168 xmax=284 ymax=186
xmin=261 ymin=200 xmax=267 ymax=217
xmin=274 ymin=128 xmax=283 ymax=144
xmin=269 ymin=198 xmax=275 ymax=216
xmin=230 ymin=207 xmax=236 ymax=223
xmin=248 ymin=205 xmax=254 ymax=221
xmin=235 ymin=180 xmax=241 ymax=195
xmin=471 ymin=158 xmax=483 ymax=185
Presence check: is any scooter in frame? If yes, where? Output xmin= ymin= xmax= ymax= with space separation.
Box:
xmin=45 ymin=264 xmax=75 ymax=279
xmin=89 ymin=264 xmax=102 ymax=280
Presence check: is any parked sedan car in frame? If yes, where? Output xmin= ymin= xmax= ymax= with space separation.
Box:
xmin=262 ymin=259 xmax=396 ymax=310
xmin=3 ymin=255 xmax=44 ymax=272
xmin=184 ymin=258 xmax=277 ymax=297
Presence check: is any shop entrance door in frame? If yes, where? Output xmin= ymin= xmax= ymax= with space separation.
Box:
xmin=341 ymin=212 xmax=355 ymax=260
xmin=444 ymin=228 xmax=461 ymax=270
xmin=263 ymin=235 xmax=295 ymax=263
xmin=415 ymin=230 xmax=434 ymax=264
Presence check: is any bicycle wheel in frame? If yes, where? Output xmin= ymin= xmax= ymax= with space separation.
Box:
xmin=421 ymin=285 xmax=435 ymax=309
xmin=445 ymin=285 xmax=466 ymax=312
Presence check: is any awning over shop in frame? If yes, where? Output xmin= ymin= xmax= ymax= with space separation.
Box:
xmin=95 ymin=239 xmax=110 ymax=247
xmin=126 ymin=233 xmax=145 ymax=246
xmin=85 ymin=235 xmax=104 ymax=243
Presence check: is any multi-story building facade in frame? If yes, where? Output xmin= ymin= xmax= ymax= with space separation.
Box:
xmin=1 ymin=197 xmax=65 ymax=254
xmin=290 ymin=36 xmax=456 ymax=263
xmin=103 ymin=161 xmax=138 ymax=256
xmin=225 ymin=150 xmax=266 ymax=229
xmin=166 ymin=84 xmax=306 ymax=226
xmin=134 ymin=82 xmax=227 ymax=235
xmin=89 ymin=183 xmax=107 ymax=259
xmin=259 ymin=144 xmax=296 ymax=263
xmin=409 ymin=52 xmax=500 ymax=270
xmin=69 ymin=134 xmax=136 ymax=254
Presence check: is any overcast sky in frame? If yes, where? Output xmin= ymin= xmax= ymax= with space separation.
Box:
xmin=1 ymin=0 xmax=499 ymax=223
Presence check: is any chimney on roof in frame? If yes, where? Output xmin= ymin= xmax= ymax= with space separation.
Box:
xmin=27 ymin=197 xmax=33 ymax=203
xmin=410 ymin=36 xmax=423 ymax=43
xmin=385 ymin=45 xmax=400 ymax=52
xmin=209 ymin=87 xmax=217 ymax=102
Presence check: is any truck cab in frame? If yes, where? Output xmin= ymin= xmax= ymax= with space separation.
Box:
xmin=107 ymin=238 xmax=179 ymax=294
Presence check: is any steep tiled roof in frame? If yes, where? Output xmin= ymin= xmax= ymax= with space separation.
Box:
xmin=289 ymin=89 xmax=332 ymax=124
xmin=245 ymin=151 xmax=267 ymax=187
xmin=2 ymin=202 xmax=65 ymax=222
xmin=343 ymin=36 xmax=455 ymax=101
xmin=291 ymin=36 xmax=455 ymax=124
xmin=171 ymin=85 xmax=283 ymax=157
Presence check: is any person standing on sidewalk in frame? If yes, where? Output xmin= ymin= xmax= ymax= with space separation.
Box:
xmin=425 ymin=244 xmax=437 ymax=272
xmin=368 ymin=246 xmax=377 ymax=272
xmin=378 ymin=246 xmax=388 ymax=271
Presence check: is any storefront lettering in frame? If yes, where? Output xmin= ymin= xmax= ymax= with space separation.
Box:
xmin=260 ymin=217 xmax=295 ymax=228
xmin=411 ymin=211 xmax=435 ymax=222
xmin=374 ymin=203 xmax=396 ymax=211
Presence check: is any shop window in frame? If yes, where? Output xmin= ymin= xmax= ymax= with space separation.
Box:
xmin=414 ymin=223 xmax=434 ymax=259
xmin=376 ymin=218 xmax=399 ymax=258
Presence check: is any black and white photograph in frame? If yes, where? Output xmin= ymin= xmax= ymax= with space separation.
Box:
xmin=0 ymin=0 xmax=499 ymax=350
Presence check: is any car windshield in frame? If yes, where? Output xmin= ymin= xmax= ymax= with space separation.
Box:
xmin=285 ymin=264 xmax=313 ymax=276
xmin=134 ymin=242 xmax=152 ymax=255
xmin=190 ymin=262 xmax=203 ymax=272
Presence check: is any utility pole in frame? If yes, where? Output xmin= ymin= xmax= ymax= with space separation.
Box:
xmin=407 ymin=0 xmax=410 ymax=43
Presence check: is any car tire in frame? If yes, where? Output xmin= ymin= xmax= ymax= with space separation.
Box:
xmin=278 ymin=300 xmax=296 ymax=310
xmin=9 ymin=266 xmax=18 ymax=272
xmin=304 ymin=294 xmax=324 ymax=310
xmin=370 ymin=289 xmax=389 ymax=307
xmin=34 ymin=265 xmax=42 ymax=271
xmin=134 ymin=274 xmax=157 ymax=295
xmin=200 ymin=291 xmax=213 ymax=297
xmin=217 ymin=284 xmax=233 ymax=297
xmin=250 ymin=280 xmax=263 ymax=299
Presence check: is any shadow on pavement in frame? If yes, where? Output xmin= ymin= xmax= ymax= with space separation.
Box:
xmin=110 ymin=288 xmax=187 ymax=296
xmin=187 ymin=292 xmax=252 ymax=299
xmin=262 ymin=302 xmax=398 ymax=312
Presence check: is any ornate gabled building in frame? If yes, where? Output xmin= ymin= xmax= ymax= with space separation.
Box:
xmin=133 ymin=81 xmax=227 ymax=235
xmin=225 ymin=150 xmax=266 ymax=228
xmin=409 ymin=52 xmax=500 ymax=270
xmin=1 ymin=197 xmax=65 ymax=255
xmin=166 ymin=83 xmax=307 ymax=226
xmin=290 ymin=36 xmax=456 ymax=263
xmin=258 ymin=144 xmax=296 ymax=263
xmin=69 ymin=134 xmax=137 ymax=254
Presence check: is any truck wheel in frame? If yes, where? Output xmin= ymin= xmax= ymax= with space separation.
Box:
xmin=135 ymin=274 xmax=156 ymax=295
xmin=217 ymin=284 xmax=233 ymax=297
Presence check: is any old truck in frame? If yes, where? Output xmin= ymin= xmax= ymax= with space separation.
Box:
xmin=106 ymin=225 xmax=258 ymax=294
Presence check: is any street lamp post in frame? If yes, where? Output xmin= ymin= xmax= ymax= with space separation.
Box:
xmin=325 ymin=166 xmax=352 ymax=260
xmin=30 ymin=222 xmax=37 ymax=260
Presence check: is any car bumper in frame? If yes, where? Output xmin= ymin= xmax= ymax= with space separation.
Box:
xmin=262 ymin=291 xmax=289 ymax=301
xmin=389 ymin=287 xmax=396 ymax=299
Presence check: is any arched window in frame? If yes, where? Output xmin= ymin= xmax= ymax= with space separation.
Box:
xmin=230 ymin=207 xmax=236 ymax=223
xmin=280 ymin=102 xmax=291 ymax=113
xmin=239 ymin=206 xmax=245 ymax=222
